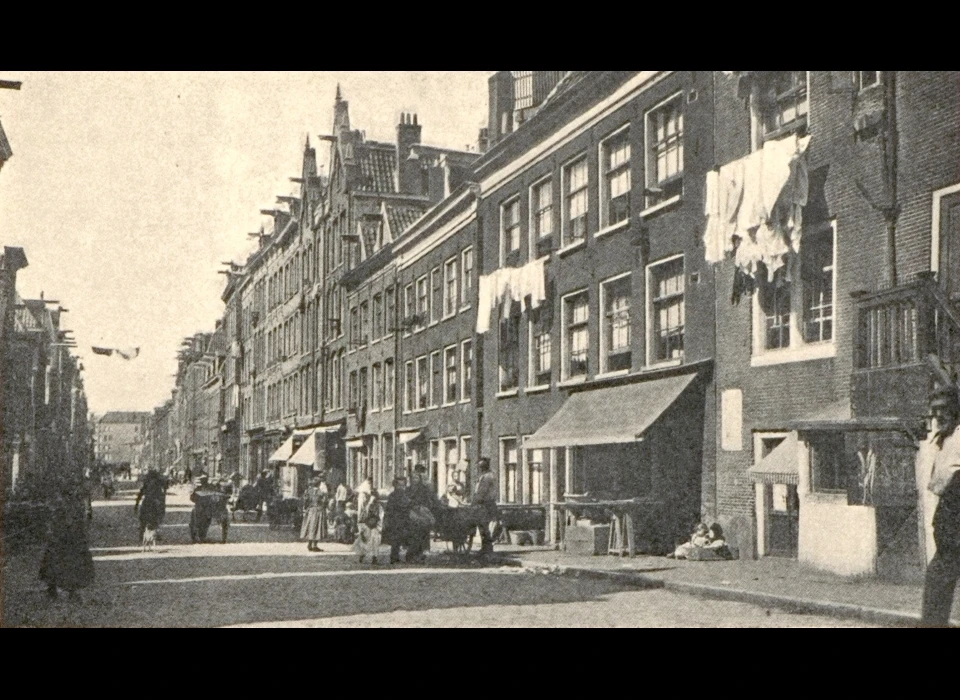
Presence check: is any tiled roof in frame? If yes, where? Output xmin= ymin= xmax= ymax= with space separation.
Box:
xmin=100 ymin=411 xmax=151 ymax=424
xmin=355 ymin=143 xmax=397 ymax=193
xmin=386 ymin=204 xmax=427 ymax=239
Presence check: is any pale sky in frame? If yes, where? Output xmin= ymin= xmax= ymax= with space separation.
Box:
xmin=0 ymin=71 xmax=490 ymax=415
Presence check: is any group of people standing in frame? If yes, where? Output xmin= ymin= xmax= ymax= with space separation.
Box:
xmin=296 ymin=456 xmax=500 ymax=565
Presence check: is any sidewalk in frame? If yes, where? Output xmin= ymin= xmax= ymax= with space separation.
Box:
xmin=489 ymin=546 xmax=960 ymax=627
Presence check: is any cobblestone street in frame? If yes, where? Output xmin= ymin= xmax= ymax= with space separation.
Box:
xmin=2 ymin=485 xmax=872 ymax=628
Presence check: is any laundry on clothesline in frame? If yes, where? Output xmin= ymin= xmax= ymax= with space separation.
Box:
xmin=703 ymin=132 xmax=811 ymax=284
xmin=476 ymin=257 xmax=548 ymax=334
xmin=91 ymin=346 xmax=140 ymax=360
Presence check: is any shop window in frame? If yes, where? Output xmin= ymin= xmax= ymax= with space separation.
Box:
xmin=563 ymin=156 xmax=589 ymax=246
xmin=501 ymin=437 xmax=519 ymax=504
xmin=525 ymin=445 xmax=546 ymax=505
xmin=461 ymin=339 xmax=473 ymax=402
xmin=531 ymin=178 xmax=554 ymax=259
xmin=501 ymin=197 xmax=522 ymax=265
xmin=646 ymin=255 xmax=684 ymax=364
xmin=600 ymin=127 xmax=631 ymax=229
xmin=370 ymin=435 xmax=381 ymax=488
xmin=443 ymin=257 xmax=458 ymax=318
xmin=461 ymin=247 xmax=474 ymax=309
xmin=529 ymin=306 xmax=553 ymax=388
xmin=756 ymin=71 xmax=809 ymax=143
xmin=601 ymin=273 xmax=632 ymax=374
xmin=499 ymin=309 xmax=521 ymax=392
xmin=563 ymin=290 xmax=590 ymax=380
xmin=646 ymin=94 xmax=684 ymax=208
xmin=430 ymin=440 xmax=441 ymax=491
xmin=382 ymin=433 xmax=394 ymax=482
xmin=444 ymin=438 xmax=459 ymax=486
xmin=444 ymin=346 xmax=458 ymax=404
xmin=754 ymin=223 xmax=836 ymax=362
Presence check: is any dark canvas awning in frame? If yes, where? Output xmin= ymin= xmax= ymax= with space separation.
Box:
xmin=748 ymin=433 xmax=799 ymax=485
xmin=523 ymin=373 xmax=698 ymax=450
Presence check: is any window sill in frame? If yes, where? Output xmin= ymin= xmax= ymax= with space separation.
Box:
xmin=640 ymin=195 xmax=682 ymax=219
xmin=751 ymin=342 xmax=836 ymax=368
xmin=595 ymin=220 xmax=630 ymax=239
xmin=442 ymin=312 xmax=457 ymax=322
xmin=525 ymin=385 xmax=550 ymax=395
xmin=646 ymin=357 xmax=683 ymax=371
xmin=557 ymin=239 xmax=587 ymax=258
xmin=559 ymin=377 xmax=587 ymax=388
xmin=595 ymin=369 xmax=630 ymax=380
xmin=459 ymin=398 xmax=472 ymax=405
xmin=429 ymin=320 xmax=440 ymax=328
xmin=459 ymin=305 xmax=472 ymax=314
xmin=496 ymin=389 xmax=520 ymax=399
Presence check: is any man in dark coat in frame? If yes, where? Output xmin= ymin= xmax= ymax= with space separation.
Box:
xmin=405 ymin=464 xmax=440 ymax=563
xmin=473 ymin=458 xmax=499 ymax=557
xmin=921 ymin=385 xmax=960 ymax=627
xmin=189 ymin=476 xmax=229 ymax=543
xmin=383 ymin=477 xmax=411 ymax=564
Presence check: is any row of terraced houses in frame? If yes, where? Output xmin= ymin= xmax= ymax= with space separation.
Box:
xmin=144 ymin=71 xmax=960 ymax=582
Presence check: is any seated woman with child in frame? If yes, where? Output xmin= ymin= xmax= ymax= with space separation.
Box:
xmin=667 ymin=523 xmax=734 ymax=560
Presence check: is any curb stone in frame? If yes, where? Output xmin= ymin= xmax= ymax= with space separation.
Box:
xmin=493 ymin=556 xmax=959 ymax=628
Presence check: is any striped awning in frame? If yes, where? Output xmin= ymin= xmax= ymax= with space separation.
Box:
xmin=748 ymin=433 xmax=799 ymax=485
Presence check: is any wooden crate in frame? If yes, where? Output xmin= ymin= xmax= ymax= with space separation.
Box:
xmin=564 ymin=524 xmax=610 ymax=555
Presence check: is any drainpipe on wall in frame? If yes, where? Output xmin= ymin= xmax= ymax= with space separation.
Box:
xmin=881 ymin=71 xmax=900 ymax=289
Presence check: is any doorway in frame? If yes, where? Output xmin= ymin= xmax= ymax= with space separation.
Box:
xmin=766 ymin=483 xmax=799 ymax=558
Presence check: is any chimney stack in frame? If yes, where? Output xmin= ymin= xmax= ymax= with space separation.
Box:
xmin=478 ymin=127 xmax=490 ymax=154
xmin=397 ymin=112 xmax=424 ymax=195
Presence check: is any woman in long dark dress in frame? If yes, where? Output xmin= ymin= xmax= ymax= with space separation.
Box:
xmin=134 ymin=470 xmax=167 ymax=542
xmin=300 ymin=476 xmax=328 ymax=552
xmin=39 ymin=490 xmax=95 ymax=600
